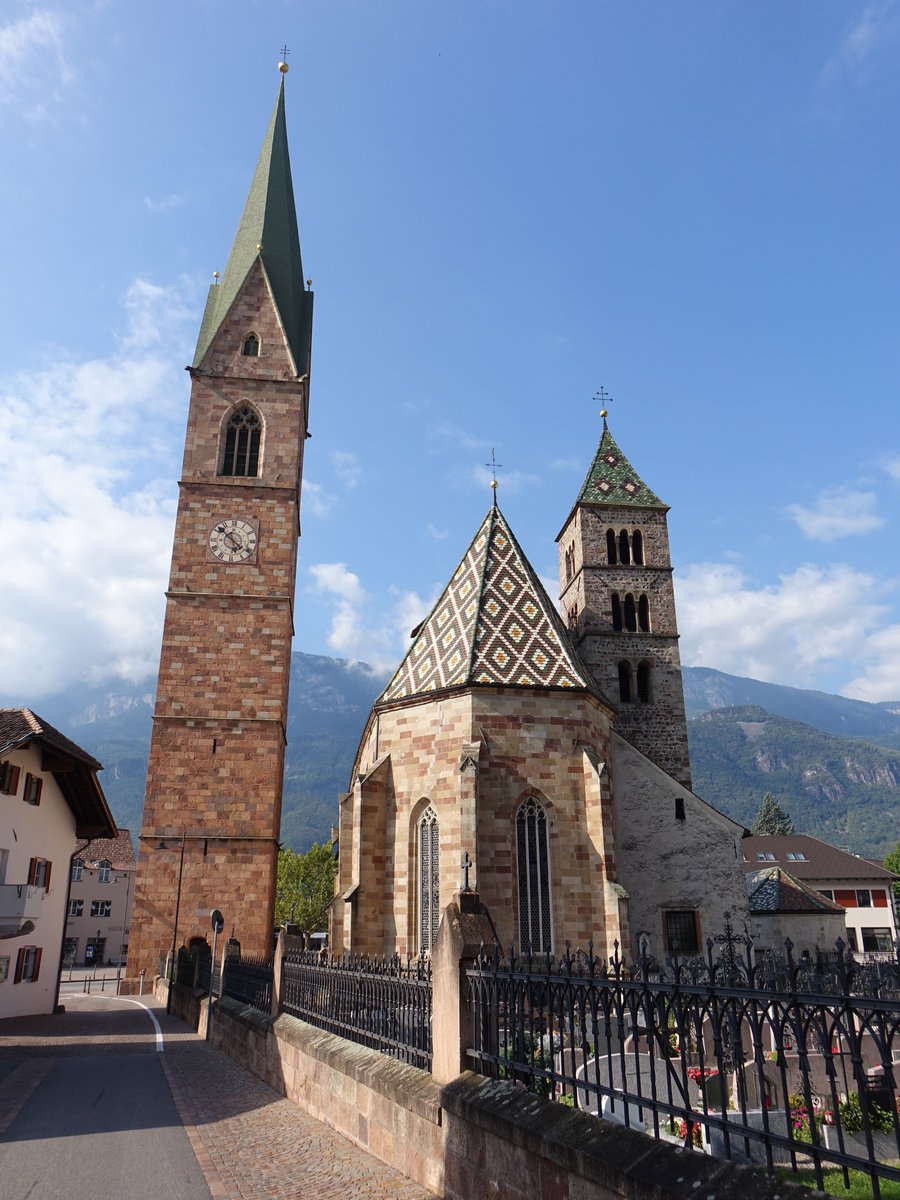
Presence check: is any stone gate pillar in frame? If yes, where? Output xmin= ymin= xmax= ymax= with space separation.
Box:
xmin=431 ymin=891 xmax=499 ymax=1086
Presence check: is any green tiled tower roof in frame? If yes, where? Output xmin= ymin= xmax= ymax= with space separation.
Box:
xmin=193 ymin=75 xmax=312 ymax=373
xmin=576 ymin=423 xmax=665 ymax=509
xmin=381 ymin=504 xmax=605 ymax=704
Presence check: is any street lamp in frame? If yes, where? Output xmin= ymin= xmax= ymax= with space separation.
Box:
xmin=156 ymin=831 xmax=186 ymax=1015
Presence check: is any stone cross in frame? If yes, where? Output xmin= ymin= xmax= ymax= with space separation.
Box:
xmin=461 ymin=851 xmax=473 ymax=892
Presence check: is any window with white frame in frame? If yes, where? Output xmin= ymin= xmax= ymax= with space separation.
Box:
xmin=97 ymin=860 xmax=112 ymax=884
xmin=90 ymin=900 xmax=111 ymax=918
xmin=516 ymin=797 xmax=552 ymax=954
xmin=71 ymin=859 xmax=84 ymax=882
xmin=417 ymin=806 xmax=440 ymax=954
xmin=0 ymin=957 xmax=8 ymax=982
xmin=856 ymin=889 xmax=872 ymax=907
xmin=14 ymin=946 xmax=41 ymax=983
xmin=68 ymin=899 xmax=83 ymax=917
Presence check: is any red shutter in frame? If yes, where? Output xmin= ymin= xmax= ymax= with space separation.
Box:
xmin=31 ymin=948 xmax=42 ymax=982
xmin=14 ymin=948 xmax=25 ymax=984
xmin=27 ymin=858 xmax=37 ymax=886
xmin=43 ymin=862 xmax=52 ymax=892
xmin=834 ymin=889 xmax=856 ymax=907
xmin=8 ymin=765 xmax=19 ymax=795
xmin=874 ymin=890 xmax=889 ymax=908
xmin=23 ymin=773 xmax=33 ymax=802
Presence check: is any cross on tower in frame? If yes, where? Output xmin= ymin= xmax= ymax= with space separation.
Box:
xmin=461 ymin=851 xmax=473 ymax=892
xmin=486 ymin=448 xmax=502 ymax=505
xmin=595 ymin=387 xmax=613 ymax=429
xmin=280 ymin=45 xmax=291 ymax=62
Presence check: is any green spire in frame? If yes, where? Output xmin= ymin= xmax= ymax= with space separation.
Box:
xmin=193 ymin=75 xmax=312 ymax=372
xmin=575 ymin=422 xmax=665 ymax=508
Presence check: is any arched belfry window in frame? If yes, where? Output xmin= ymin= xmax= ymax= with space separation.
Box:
xmin=632 ymin=529 xmax=644 ymax=565
xmin=624 ymin=594 xmax=637 ymax=632
xmin=417 ymin=806 xmax=440 ymax=954
xmin=637 ymin=661 xmax=652 ymax=704
xmin=516 ymin=797 xmax=552 ymax=954
xmin=638 ymin=594 xmax=650 ymax=632
xmin=611 ymin=593 xmax=622 ymax=631
xmin=618 ymin=660 xmax=633 ymax=703
xmin=618 ymin=530 xmax=631 ymax=565
xmin=221 ymin=406 xmax=261 ymax=477
xmin=606 ymin=529 xmax=617 ymax=565
xmin=241 ymin=332 xmax=260 ymax=357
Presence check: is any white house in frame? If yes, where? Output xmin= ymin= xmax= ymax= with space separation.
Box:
xmin=0 ymin=710 xmax=116 ymax=1017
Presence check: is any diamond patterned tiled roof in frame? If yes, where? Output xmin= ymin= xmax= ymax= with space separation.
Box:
xmin=381 ymin=505 xmax=599 ymax=703
xmin=576 ymin=424 xmax=665 ymax=509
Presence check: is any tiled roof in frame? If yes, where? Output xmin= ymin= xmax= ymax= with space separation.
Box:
xmin=381 ymin=504 xmax=601 ymax=704
xmin=747 ymin=866 xmax=845 ymax=914
xmin=742 ymin=835 xmax=897 ymax=882
xmin=76 ymin=829 xmax=135 ymax=871
xmin=0 ymin=708 xmax=102 ymax=770
xmin=575 ymin=424 xmax=665 ymax=509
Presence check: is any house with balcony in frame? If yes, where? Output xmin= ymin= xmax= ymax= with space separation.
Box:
xmin=742 ymin=834 xmax=899 ymax=958
xmin=0 ymin=709 xmax=116 ymax=1017
xmin=64 ymin=830 xmax=135 ymax=967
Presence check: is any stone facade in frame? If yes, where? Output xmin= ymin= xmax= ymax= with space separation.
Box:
xmin=128 ymin=87 xmax=311 ymax=978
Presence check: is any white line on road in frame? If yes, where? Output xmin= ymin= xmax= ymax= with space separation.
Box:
xmin=67 ymin=993 xmax=165 ymax=1051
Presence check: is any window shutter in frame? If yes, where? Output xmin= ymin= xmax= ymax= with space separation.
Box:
xmin=8 ymin=766 xmax=20 ymax=795
xmin=43 ymin=862 xmax=52 ymax=892
xmin=14 ymin=947 xmax=25 ymax=984
xmin=32 ymin=777 xmax=42 ymax=806
xmin=32 ymin=948 xmax=42 ymax=982
xmin=27 ymin=858 xmax=37 ymax=886
xmin=0 ymin=762 xmax=7 ymax=792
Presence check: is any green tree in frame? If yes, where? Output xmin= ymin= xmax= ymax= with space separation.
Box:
xmin=751 ymin=792 xmax=795 ymax=836
xmin=275 ymin=842 xmax=336 ymax=940
xmin=883 ymin=839 xmax=900 ymax=905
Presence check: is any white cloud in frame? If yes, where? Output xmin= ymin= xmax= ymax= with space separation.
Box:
xmin=426 ymin=523 xmax=448 ymax=540
xmin=330 ymin=449 xmax=361 ymax=489
xmin=470 ymin=464 xmax=541 ymax=497
xmin=821 ymin=1 xmax=900 ymax=86
xmin=843 ymin=624 xmax=900 ymax=702
xmin=144 ymin=194 xmax=188 ymax=213
xmin=301 ymin=481 xmax=335 ymax=518
xmin=0 ymin=277 xmax=197 ymax=700
xmin=0 ymin=9 xmax=73 ymax=120
xmin=884 ymin=455 xmax=900 ymax=483
xmin=676 ymin=561 xmax=891 ymax=689
xmin=785 ymin=487 xmax=883 ymax=542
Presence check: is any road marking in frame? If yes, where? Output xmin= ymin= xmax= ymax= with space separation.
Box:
xmin=67 ymin=993 xmax=165 ymax=1051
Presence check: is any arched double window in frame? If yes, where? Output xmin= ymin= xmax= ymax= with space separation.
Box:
xmin=516 ymin=798 xmax=552 ymax=954
xmin=221 ymin=406 xmax=261 ymax=478
xmin=417 ymin=806 xmax=440 ymax=954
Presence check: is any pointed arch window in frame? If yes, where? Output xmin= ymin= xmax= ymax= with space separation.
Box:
xmin=618 ymin=660 xmax=633 ymax=703
xmin=606 ymin=529 xmax=617 ymax=565
xmin=221 ymin=406 xmax=261 ymax=478
xmin=632 ymin=529 xmax=644 ymax=565
xmin=241 ymin=332 xmax=260 ymax=357
xmin=516 ymin=798 xmax=552 ymax=954
xmin=417 ymin=806 xmax=440 ymax=954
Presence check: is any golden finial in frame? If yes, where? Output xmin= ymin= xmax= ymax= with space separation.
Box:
xmin=306 ymin=277 xmax=312 ymax=290
xmin=595 ymin=387 xmax=612 ymax=429
xmin=279 ymin=46 xmax=290 ymax=74
xmin=213 ymin=270 xmax=220 ymax=285
xmin=256 ymin=243 xmax=263 ymax=253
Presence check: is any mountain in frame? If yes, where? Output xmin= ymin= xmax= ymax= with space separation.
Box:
xmin=5 ymin=659 xmax=899 ymax=859
xmin=683 ymin=666 xmax=900 ymax=749
xmin=687 ymin=704 xmax=900 ymax=856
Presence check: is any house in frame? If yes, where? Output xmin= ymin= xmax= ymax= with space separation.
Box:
xmin=742 ymin=834 xmax=899 ymax=958
xmin=334 ymin=421 xmax=749 ymax=963
xmin=0 ymin=709 xmax=115 ymax=1017
xmin=64 ymin=830 xmax=135 ymax=968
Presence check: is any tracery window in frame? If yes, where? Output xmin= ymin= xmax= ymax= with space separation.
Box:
xmin=241 ymin=332 xmax=260 ymax=356
xmin=417 ymin=806 xmax=440 ymax=954
xmin=221 ymin=406 xmax=261 ymax=477
xmin=516 ymin=797 xmax=552 ymax=954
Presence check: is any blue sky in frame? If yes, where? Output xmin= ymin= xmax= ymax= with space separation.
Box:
xmin=2 ymin=1 xmax=899 ymax=704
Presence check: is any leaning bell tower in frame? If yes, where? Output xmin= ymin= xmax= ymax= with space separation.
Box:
xmin=128 ymin=65 xmax=313 ymax=978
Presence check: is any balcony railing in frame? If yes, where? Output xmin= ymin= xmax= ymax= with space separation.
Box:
xmin=0 ymin=884 xmax=44 ymax=922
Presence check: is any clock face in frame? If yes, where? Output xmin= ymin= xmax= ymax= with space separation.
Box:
xmin=208 ymin=518 xmax=258 ymax=563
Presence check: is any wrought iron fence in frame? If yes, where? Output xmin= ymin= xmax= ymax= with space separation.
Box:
xmin=281 ymin=950 xmax=432 ymax=1071
xmin=221 ymin=953 xmax=274 ymax=1013
xmin=467 ymin=921 xmax=900 ymax=1200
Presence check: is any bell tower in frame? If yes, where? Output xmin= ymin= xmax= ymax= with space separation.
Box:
xmin=557 ymin=408 xmax=692 ymax=788
xmin=128 ymin=66 xmax=313 ymax=978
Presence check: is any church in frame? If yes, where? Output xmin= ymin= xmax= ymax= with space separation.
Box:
xmin=127 ymin=66 xmax=748 ymax=980
xmin=333 ymin=423 xmax=749 ymax=963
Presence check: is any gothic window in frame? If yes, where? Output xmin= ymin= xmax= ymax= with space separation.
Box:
xmin=516 ymin=798 xmax=552 ymax=954
xmin=618 ymin=661 xmax=633 ymax=703
xmin=632 ymin=529 xmax=644 ymax=565
xmin=606 ymin=529 xmax=617 ymax=565
xmin=417 ymin=806 xmax=440 ymax=954
xmin=618 ymin=530 xmax=631 ymax=565
xmin=241 ymin=332 xmax=260 ymax=357
xmin=611 ymin=593 xmax=622 ymax=631
xmin=638 ymin=594 xmax=650 ymax=632
xmin=221 ymin=406 xmax=261 ymax=478
xmin=637 ymin=660 xmax=651 ymax=704
xmin=624 ymin=594 xmax=637 ymax=632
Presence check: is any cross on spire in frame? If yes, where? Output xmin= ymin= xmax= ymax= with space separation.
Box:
xmin=461 ymin=851 xmax=473 ymax=892
xmin=595 ymin=388 xmax=613 ymax=430
xmin=280 ymin=44 xmax=291 ymax=62
xmin=486 ymin=448 xmax=502 ymax=506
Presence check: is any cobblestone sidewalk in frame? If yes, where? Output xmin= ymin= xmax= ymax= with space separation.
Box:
xmin=162 ymin=1033 xmax=436 ymax=1200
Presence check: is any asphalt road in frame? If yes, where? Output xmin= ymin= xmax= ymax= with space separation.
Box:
xmin=0 ymin=997 xmax=211 ymax=1200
